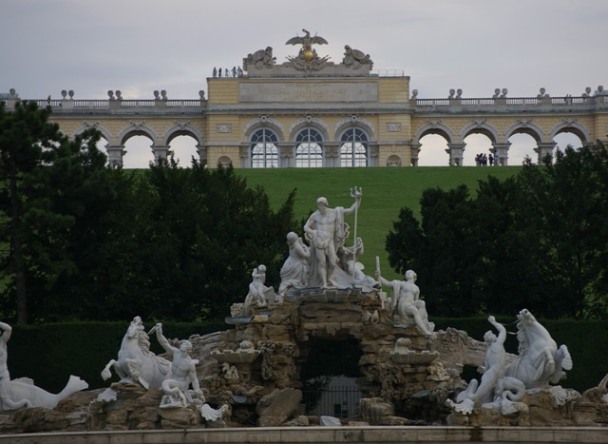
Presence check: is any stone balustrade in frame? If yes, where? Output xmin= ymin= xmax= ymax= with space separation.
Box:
xmin=2 ymin=95 xmax=606 ymax=116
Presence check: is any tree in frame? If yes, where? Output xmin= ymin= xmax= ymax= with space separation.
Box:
xmin=0 ymin=101 xmax=68 ymax=323
xmin=120 ymin=158 xmax=299 ymax=320
xmin=515 ymin=143 xmax=608 ymax=318
xmin=385 ymin=142 xmax=608 ymax=319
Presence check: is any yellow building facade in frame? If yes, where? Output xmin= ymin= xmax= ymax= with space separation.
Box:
xmin=3 ymin=33 xmax=607 ymax=168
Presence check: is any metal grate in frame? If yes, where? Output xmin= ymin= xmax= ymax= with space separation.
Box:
xmin=302 ymin=385 xmax=362 ymax=418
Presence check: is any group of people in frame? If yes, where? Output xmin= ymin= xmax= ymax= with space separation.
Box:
xmin=212 ymin=66 xmax=243 ymax=78
xmin=475 ymin=152 xmax=494 ymax=166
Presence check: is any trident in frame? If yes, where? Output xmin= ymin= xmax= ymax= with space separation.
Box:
xmin=350 ymin=186 xmax=362 ymax=280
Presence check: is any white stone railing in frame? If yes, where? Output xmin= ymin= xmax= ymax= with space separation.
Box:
xmin=2 ymin=95 xmax=606 ymax=114
xmin=414 ymin=95 xmax=607 ymax=110
xmin=28 ymin=99 xmax=206 ymax=113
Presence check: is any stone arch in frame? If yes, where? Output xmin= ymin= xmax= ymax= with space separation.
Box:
xmin=550 ymin=120 xmax=590 ymax=144
xmin=289 ymin=116 xmax=329 ymax=142
xmin=163 ymin=123 xmax=203 ymax=146
xmin=217 ymin=156 xmax=233 ymax=168
xmin=414 ymin=122 xmax=454 ymax=144
xmin=117 ymin=122 xmax=157 ymax=145
xmin=460 ymin=121 xmax=498 ymax=144
xmin=505 ymin=120 xmax=544 ymax=143
xmin=244 ymin=116 xmax=285 ymax=141
xmin=334 ymin=116 xmax=374 ymax=140
xmin=73 ymin=122 xmax=112 ymax=143
xmin=386 ymin=154 xmax=402 ymax=166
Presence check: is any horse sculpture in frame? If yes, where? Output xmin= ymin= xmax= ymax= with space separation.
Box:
xmin=504 ymin=308 xmax=572 ymax=389
xmin=101 ymin=316 xmax=171 ymax=389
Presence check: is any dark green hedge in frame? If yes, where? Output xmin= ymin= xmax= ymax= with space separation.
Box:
xmin=7 ymin=320 xmax=226 ymax=393
xmin=5 ymin=318 xmax=606 ymax=394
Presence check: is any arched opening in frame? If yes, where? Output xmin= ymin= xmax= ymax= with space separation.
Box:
xmin=217 ymin=156 xmax=233 ymax=168
xmin=508 ymin=133 xmax=539 ymax=165
xmin=386 ymin=154 xmax=402 ymax=167
xmin=123 ymin=135 xmax=154 ymax=169
xmin=554 ymin=131 xmax=583 ymax=155
xmin=168 ymin=134 xmax=199 ymax=167
xmin=250 ymin=128 xmax=279 ymax=168
xmin=95 ymin=136 xmax=109 ymax=165
xmin=339 ymin=128 xmax=368 ymax=167
xmin=464 ymin=133 xmax=493 ymax=166
xmin=299 ymin=337 xmax=362 ymax=418
xmin=295 ymin=128 xmax=324 ymax=167
xmin=418 ymin=134 xmax=449 ymax=166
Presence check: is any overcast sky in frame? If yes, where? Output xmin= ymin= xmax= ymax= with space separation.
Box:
xmin=1 ymin=0 xmax=606 ymax=166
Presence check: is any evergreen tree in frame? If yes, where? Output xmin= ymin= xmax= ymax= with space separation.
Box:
xmin=385 ymin=142 xmax=608 ymax=319
xmin=0 ymin=101 xmax=70 ymax=323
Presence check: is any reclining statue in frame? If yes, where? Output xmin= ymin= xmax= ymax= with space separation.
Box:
xmin=0 ymin=321 xmax=88 ymax=410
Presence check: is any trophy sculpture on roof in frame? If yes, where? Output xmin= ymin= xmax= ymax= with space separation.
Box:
xmin=286 ymin=29 xmax=331 ymax=71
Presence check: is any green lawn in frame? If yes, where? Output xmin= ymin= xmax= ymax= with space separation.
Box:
xmin=238 ymin=166 xmax=521 ymax=280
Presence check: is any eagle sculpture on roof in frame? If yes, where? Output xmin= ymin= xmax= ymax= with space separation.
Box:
xmin=285 ymin=29 xmax=328 ymax=47
xmin=286 ymin=29 xmax=328 ymax=63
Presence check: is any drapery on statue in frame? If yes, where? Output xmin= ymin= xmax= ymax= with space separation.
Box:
xmin=279 ymin=232 xmax=310 ymax=296
xmin=101 ymin=316 xmax=171 ymax=389
xmin=375 ymin=269 xmax=435 ymax=337
xmin=303 ymin=189 xmax=362 ymax=288
xmin=0 ymin=321 xmax=88 ymax=410
xmin=244 ymin=264 xmax=276 ymax=310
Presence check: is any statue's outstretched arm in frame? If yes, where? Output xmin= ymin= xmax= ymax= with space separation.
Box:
xmin=154 ymin=323 xmax=176 ymax=354
xmin=0 ymin=322 xmax=12 ymax=343
xmin=488 ymin=315 xmax=507 ymax=344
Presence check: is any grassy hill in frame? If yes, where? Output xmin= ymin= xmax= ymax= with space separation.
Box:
xmin=238 ymin=166 xmax=521 ymax=280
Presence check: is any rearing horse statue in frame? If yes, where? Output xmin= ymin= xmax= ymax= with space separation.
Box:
xmin=504 ymin=309 xmax=572 ymax=389
xmin=101 ymin=316 xmax=171 ymax=389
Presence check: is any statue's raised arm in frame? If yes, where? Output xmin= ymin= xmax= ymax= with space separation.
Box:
xmin=0 ymin=322 xmax=12 ymax=345
xmin=344 ymin=186 xmax=362 ymax=215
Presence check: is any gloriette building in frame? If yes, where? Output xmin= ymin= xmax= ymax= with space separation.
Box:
xmin=3 ymin=30 xmax=607 ymax=168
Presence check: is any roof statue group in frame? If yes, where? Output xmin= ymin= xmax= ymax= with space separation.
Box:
xmin=243 ymin=29 xmax=373 ymax=73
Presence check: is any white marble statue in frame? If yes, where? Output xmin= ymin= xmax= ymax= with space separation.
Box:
xmin=0 ymin=321 xmax=88 ymax=410
xmin=200 ymin=403 xmax=231 ymax=425
xmin=101 ymin=316 xmax=171 ymax=389
xmin=448 ymin=315 xmax=508 ymax=414
xmin=279 ymin=232 xmax=310 ymax=296
xmin=504 ymin=308 xmax=572 ymax=390
xmin=375 ymin=269 xmax=435 ymax=337
xmin=244 ymin=265 xmax=276 ymax=310
xmin=150 ymin=323 xmax=204 ymax=408
xmin=303 ymin=188 xmax=362 ymax=288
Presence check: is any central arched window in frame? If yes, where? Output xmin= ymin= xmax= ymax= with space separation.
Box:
xmin=340 ymin=128 xmax=368 ymax=167
xmin=295 ymin=128 xmax=323 ymax=167
xmin=250 ymin=128 xmax=279 ymax=168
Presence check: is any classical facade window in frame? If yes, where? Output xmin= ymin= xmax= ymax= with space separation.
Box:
xmin=340 ymin=128 xmax=368 ymax=167
xmin=250 ymin=128 xmax=279 ymax=168
xmin=295 ymin=128 xmax=323 ymax=167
